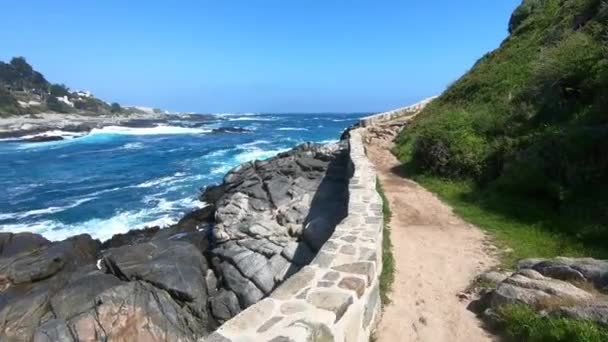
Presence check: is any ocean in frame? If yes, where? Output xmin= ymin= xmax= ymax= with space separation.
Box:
xmin=0 ymin=113 xmax=365 ymax=241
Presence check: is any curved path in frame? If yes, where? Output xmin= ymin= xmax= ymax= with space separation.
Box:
xmin=363 ymin=128 xmax=497 ymax=342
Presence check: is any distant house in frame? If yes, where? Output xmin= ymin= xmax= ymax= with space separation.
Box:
xmin=73 ymin=90 xmax=92 ymax=98
xmin=57 ymin=95 xmax=74 ymax=107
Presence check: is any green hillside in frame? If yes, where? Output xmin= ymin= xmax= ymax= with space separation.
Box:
xmin=395 ymin=0 xmax=608 ymax=258
xmin=0 ymin=57 xmax=124 ymax=117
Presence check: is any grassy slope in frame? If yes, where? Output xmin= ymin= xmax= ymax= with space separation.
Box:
xmin=393 ymin=1 xmax=608 ymax=340
xmin=394 ymin=0 xmax=608 ymax=265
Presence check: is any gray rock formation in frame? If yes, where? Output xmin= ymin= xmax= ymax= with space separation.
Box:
xmin=0 ymin=141 xmax=351 ymax=341
xmin=477 ymin=257 xmax=608 ymax=327
xmin=204 ymin=142 xmax=350 ymax=321
xmin=0 ymin=232 xmax=50 ymax=258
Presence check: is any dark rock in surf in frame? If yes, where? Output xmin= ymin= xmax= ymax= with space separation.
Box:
xmin=23 ymin=135 xmax=64 ymax=143
xmin=211 ymin=127 xmax=251 ymax=134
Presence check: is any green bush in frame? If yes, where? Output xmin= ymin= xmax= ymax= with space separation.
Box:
xmin=404 ymin=108 xmax=489 ymax=179
xmin=49 ymin=84 xmax=70 ymax=98
xmin=46 ymin=96 xmax=70 ymax=113
xmin=110 ymin=102 xmax=122 ymax=113
xmin=509 ymin=0 xmax=543 ymax=33
xmin=523 ymin=32 xmax=607 ymax=125
xmin=0 ymin=86 xmax=20 ymax=115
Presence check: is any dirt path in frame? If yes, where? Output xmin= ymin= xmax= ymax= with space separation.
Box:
xmin=364 ymin=130 xmax=497 ymax=342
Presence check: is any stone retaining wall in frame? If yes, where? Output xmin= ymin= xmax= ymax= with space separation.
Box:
xmin=360 ymin=96 xmax=437 ymax=127
xmin=204 ymin=128 xmax=383 ymax=342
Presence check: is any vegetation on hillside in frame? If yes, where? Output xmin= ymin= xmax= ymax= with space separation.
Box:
xmin=393 ymin=1 xmax=608 ymax=339
xmin=395 ymin=0 xmax=608 ymax=260
xmin=0 ymin=57 xmax=127 ymax=117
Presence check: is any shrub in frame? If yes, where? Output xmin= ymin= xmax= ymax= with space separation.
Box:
xmin=46 ymin=96 xmax=70 ymax=113
xmin=407 ymin=108 xmax=489 ymax=179
xmin=0 ymin=85 xmax=20 ymax=116
xmin=110 ymin=102 xmax=122 ymax=113
xmin=523 ymin=32 xmax=607 ymax=125
xmin=509 ymin=0 xmax=543 ymax=33
xmin=49 ymin=83 xmax=70 ymax=98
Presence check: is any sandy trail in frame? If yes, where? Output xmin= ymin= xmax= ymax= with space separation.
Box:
xmin=364 ymin=129 xmax=497 ymax=342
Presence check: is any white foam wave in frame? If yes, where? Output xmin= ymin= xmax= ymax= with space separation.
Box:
xmin=210 ymin=164 xmax=233 ymax=175
xmin=1 ymin=214 xmax=174 ymax=242
xmin=1 ymin=195 xmax=206 ymax=242
xmin=0 ymin=197 xmax=95 ymax=221
xmin=204 ymin=148 xmax=231 ymax=159
xmin=235 ymin=146 xmax=289 ymax=164
xmin=121 ymin=142 xmax=144 ymax=150
xmin=240 ymin=140 xmax=270 ymax=147
xmin=20 ymin=130 xmax=88 ymax=140
xmin=227 ymin=117 xmax=277 ymax=122
xmin=213 ymin=112 xmax=258 ymax=117
xmin=277 ymin=127 xmax=308 ymax=131
xmin=89 ymin=125 xmax=211 ymax=136
xmin=317 ymin=139 xmax=339 ymax=144
xmin=134 ymin=172 xmax=187 ymax=188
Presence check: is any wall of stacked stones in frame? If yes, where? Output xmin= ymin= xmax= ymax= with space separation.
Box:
xmin=360 ymin=96 xmax=437 ymax=127
xmin=204 ymin=128 xmax=384 ymax=342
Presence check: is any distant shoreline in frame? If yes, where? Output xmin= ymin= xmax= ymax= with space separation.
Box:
xmin=0 ymin=112 xmax=215 ymax=140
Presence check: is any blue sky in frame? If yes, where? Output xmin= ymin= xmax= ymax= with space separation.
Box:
xmin=1 ymin=1 xmax=521 ymax=113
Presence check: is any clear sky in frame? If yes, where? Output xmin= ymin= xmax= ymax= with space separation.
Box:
xmin=1 ymin=0 xmax=521 ymax=113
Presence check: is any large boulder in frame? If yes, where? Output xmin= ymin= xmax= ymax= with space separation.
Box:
xmin=0 ymin=234 xmax=99 ymax=287
xmin=490 ymin=270 xmax=593 ymax=308
xmin=0 ymin=232 xmax=50 ymax=258
xmin=480 ymin=257 xmax=608 ymax=327
xmin=63 ymin=281 xmax=204 ymax=341
xmin=49 ymin=268 xmax=123 ymax=321
xmin=518 ymin=257 xmax=608 ymax=290
xmin=0 ymin=287 xmax=52 ymax=342
xmin=101 ymin=239 xmax=211 ymax=324
xmin=0 ymin=232 xmax=215 ymax=341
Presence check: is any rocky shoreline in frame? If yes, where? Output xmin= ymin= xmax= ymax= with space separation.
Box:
xmin=0 ymin=140 xmax=351 ymax=341
xmin=0 ymin=112 xmax=218 ymax=142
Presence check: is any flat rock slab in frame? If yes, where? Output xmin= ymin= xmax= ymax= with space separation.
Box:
xmin=306 ymin=289 xmax=353 ymax=322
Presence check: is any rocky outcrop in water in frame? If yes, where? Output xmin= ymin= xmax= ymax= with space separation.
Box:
xmin=0 ymin=141 xmax=350 ymax=341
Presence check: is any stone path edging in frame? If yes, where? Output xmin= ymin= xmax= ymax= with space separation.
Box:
xmin=360 ymin=96 xmax=437 ymax=127
xmin=203 ymin=128 xmax=383 ymax=342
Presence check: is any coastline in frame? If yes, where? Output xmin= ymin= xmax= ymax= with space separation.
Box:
xmin=0 ymin=112 xmax=217 ymax=140
xmin=0 ymin=136 xmax=354 ymax=340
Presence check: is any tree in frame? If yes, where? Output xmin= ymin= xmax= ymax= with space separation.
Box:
xmin=10 ymin=57 xmax=33 ymax=77
xmin=0 ymin=62 xmax=18 ymax=84
xmin=46 ymin=96 xmax=69 ymax=113
xmin=49 ymin=84 xmax=70 ymax=98
xmin=110 ymin=102 xmax=122 ymax=113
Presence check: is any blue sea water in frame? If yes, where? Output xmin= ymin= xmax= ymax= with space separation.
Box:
xmin=0 ymin=113 xmax=365 ymax=241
